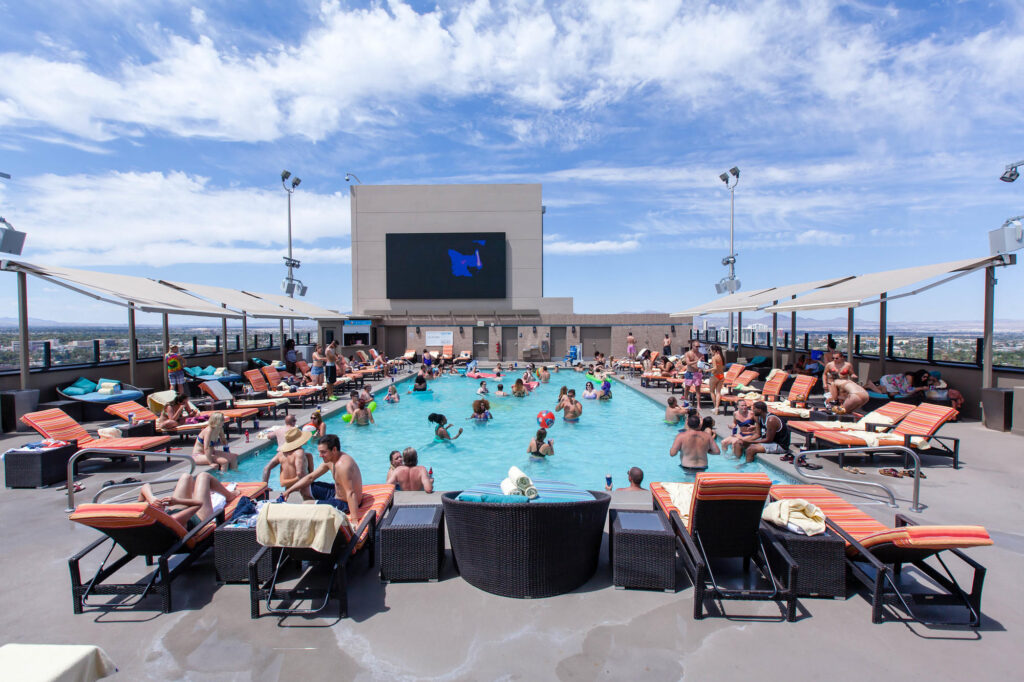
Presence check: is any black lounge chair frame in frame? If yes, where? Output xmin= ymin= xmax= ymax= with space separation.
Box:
xmin=248 ymin=510 xmax=379 ymax=620
xmin=659 ymin=499 xmax=799 ymax=621
xmin=69 ymin=508 xmax=227 ymax=614
xmin=827 ymin=514 xmax=986 ymax=626
xmin=816 ymin=424 xmax=961 ymax=469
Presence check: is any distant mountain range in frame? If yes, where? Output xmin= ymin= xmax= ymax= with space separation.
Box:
xmin=0 ymin=317 xmax=319 ymax=329
xmin=694 ymin=316 xmax=1024 ymax=333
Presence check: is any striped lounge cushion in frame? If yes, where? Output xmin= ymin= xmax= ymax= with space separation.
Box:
xmin=894 ymin=403 xmax=957 ymax=436
xmin=650 ymin=482 xmax=674 ymax=516
xmin=20 ymin=408 xmax=91 ymax=443
xmin=857 ymin=526 xmax=992 ymax=551
xmin=342 ymin=484 xmax=395 ymax=552
xmin=693 ymin=472 xmax=772 ymax=502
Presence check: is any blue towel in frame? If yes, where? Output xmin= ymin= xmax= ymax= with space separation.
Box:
xmin=456 ymin=493 xmax=531 ymax=504
xmin=231 ymin=495 xmax=257 ymax=520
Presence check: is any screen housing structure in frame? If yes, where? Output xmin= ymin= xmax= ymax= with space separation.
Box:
xmin=385 ymin=232 xmax=507 ymax=299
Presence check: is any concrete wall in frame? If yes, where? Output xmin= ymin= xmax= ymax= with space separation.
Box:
xmin=350 ymin=184 xmax=572 ymax=315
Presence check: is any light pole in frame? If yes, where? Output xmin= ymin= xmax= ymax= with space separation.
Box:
xmin=717 ymin=166 xmax=740 ymax=349
xmin=281 ymin=169 xmax=301 ymax=340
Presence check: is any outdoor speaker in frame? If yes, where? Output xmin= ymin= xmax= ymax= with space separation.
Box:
xmin=0 ymin=226 xmax=26 ymax=255
xmin=989 ymin=222 xmax=1024 ymax=257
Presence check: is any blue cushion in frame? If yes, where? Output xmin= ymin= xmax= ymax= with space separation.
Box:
xmin=204 ymin=365 xmax=216 ymax=375
xmin=749 ymin=355 xmax=768 ymax=365
xmin=63 ymin=386 xmax=87 ymax=396
xmin=76 ymin=389 xmax=144 ymax=403
xmin=183 ymin=366 xmax=200 ymax=377
xmin=456 ymin=493 xmax=530 ymax=504
xmin=71 ymin=377 xmax=97 ymax=392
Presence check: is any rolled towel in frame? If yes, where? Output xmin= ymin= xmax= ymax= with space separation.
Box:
xmin=500 ymin=477 xmax=525 ymax=496
xmin=508 ymin=466 xmax=532 ymax=490
xmin=522 ymin=485 xmax=539 ymax=500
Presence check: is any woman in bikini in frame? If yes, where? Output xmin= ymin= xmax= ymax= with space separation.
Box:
xmin=708 ymin=344 xmax=726 ymax=414
xmin=138 ymin=471 xmax=239 ymax=527
xmin=157 ymin=393 xmax=199 ymax=430
xmin=428 ymin=413 xmax=463 ymax=440
xmin=303 ymin=410 xmax=326 ymax=437
xmin=721 ymin=400 xmax=757 ymax=452
xmin=310 ymin=344 xmax=326 ymax=386
xmin=582 ymin=381 xmax=598 ymax=399
xmin=192 ymin=412 xmax=237 ymax=471
xmin=527 ymin=428 xmax=554 ymax=459
xmin=469 ymin=399 xmax=493 ymax=421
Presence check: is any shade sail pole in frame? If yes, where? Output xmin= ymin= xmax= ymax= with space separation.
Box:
xmin=737 ymin=311 xmax=743 ymax=354
xmin=771 ymin=302 xmax=779 ymax=368
xmin=17 ymin=271 xmax=29 ymax=389
xmin=789 ymin=295 xmax=797 ymax=367
xmin=241 ymin=316 xmax=248 ymax=363
xmin=983 ymin=267 xmax=995 ymax=389
xmin=221 ymin=304 xmax=229 ymax=369
xmin=279 ymin=318 xmax=285 ymax=362
xmin=879 ymin=293 xmax=887 ymax=377
xmin=847 ymin=308 xmax=854 ymax=359
xmin=162 ymin=314 xmax=170 ymax=389
xmin=127 ymin=303 xmax=137 ymax=387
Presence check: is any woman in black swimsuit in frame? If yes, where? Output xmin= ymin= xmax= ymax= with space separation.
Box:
xmin=528 ymin=428 xmax=554 ymax=458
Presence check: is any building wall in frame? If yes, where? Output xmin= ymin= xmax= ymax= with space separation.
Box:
xmin=349 ymin=183 xmax=572 ymax=315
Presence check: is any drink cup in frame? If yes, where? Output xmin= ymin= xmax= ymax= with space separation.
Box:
xmin=605 ymin=474 xmax=612 ymax=488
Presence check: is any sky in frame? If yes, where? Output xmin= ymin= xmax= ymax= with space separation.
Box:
xmin=0 ymin=0 xmax=1022 ymax=328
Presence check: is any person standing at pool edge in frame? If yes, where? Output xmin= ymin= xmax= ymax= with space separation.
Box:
xmin=165 ymin=344 xmax=186 ymax=395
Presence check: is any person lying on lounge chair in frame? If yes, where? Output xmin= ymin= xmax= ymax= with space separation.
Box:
xmin=670 ymin=413 xmax=720 ymax=473
xmin=829 ymin=379 xmax=870 ymax=414
xmin=138 ymin=471 xmax=239 ymax=527
xmin=157 ymin=393 xmax=200 ymax=430
xmin=263 ymin=427 xmax=315 ymax=500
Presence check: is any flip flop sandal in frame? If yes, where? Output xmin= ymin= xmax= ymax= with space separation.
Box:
xmin=842 ymin=466 xmax=861 ymax=474
xmin=902 ymin=469 xmax=926 ymax=479
xmin=120 ymin=477 xmax=141 ymax=485
xmin=801 ymin=462 xmax=823 ymax=470
xmin=780 ymin=454 xmax=795 ymax=463
xmin=101 ymin=480 xmax=116 ymax=489
xmin=879 ymin=468 xmax=903 ymax=478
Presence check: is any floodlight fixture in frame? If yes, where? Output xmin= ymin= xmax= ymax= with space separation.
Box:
xmin=345 ymin=172 xmax=362 ymax=184
xmin=719 ymin=172 xmax=729 ymax=184
xmin=729 ymin=166 xmax=740 ymax=178
xmin=0 ymin=171 xmax=10 ymax=180
xmin=281 ymin=169 xmax=291 ymax=182
xmin=0 ymin=216 xmax=26 ymax=256
xmin=291 ymin=177 xmax=301 ymax=189
xmin=1001 ymin=166 xmax=1020 ymax=183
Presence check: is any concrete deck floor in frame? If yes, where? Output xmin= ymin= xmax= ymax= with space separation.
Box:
xmin=1 ymin=371 xmax=1022 ymax=681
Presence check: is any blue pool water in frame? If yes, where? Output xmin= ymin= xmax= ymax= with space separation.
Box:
xmin=222 ymin=372 xmax=794 ymax=491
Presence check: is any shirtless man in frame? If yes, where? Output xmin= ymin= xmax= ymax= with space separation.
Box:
xmin=558 ymin=389 xmax=583 ymax=421
xmin=494 ymin=383 xmax=508 ymax=397
xmin=345 ymin=390 xmax=360 ymax=416
xmin=262 ymin=427 xmax=315 ymax=500
xmin=665 ymin=396 xmax=687 ymax=425
xmin=626 ymin=332 xmax=636 ymax=360
xmin=683 ymin=340 xmax=704 ymax=411
xmin=669 ymin=413 xmax=720 ymax=472
xmin=830 ymin=378 xmax=869 ymax=415
xmin=386 ymin=447 xmax=433 ymax=493
xmin=324 ymin=341 xmax=339 ymax=391
xmin=283 ymin=434 xmax=364 ymax=525
xmin=606 ymin=466 xmax=646 ymax=492
xmin=272 ymin=414 xmax=298 ymax=445
xmin=822 ymin=351 xmax=856 ymax=395
xmin=538 ymin=366 xmax=551 ymax=383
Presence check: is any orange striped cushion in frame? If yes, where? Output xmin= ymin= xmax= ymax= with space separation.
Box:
xmin=770 ymin=484 xmax=889 ymax=545
xmin=762 ymin=373 xmax=788 ymax=396
xmin=694 ymin=473 xmax=772 ymax=502
xmin=245 ymin=369 xmax=269 ymax=391
xmin=735 ymin=370 xmax=759 ymax=385
xmin=894 ymin=403 xmax=957 ymax=436
xmin=340 ymin=484 xmax=395 ymax=552
xmin=788 ymin=375 xmax=816 ymax=401
xmin=92 ymin=436 xmax=173 ymax=450
xmin=857 ymin=526 xmax=992 ymax=551
xmin=21 ymin=408 xmax=92 ymax=444
xmin=813 ymin=430 xmax=873 ymax=447
xmin=723 ymin=365 xmax=745 ymax=382
xmin=650 ymin=482 xmax=675 ymax=516
xmin=875 ymin=402 xmax=916 ymax=421
xmin=105 ymin=401 xmax=158 ymax=422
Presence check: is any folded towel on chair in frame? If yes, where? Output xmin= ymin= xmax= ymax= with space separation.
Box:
xmin=500 ymin=478 xmax=525 ymax=496
xmin=508 ymin=466 xmax=532 ymax=489
xmin=256 ymin=503 xmax=351 ymax=554
xmin=660 ymin=482 xmax=694 ymax=529
xmin=762 ymin=499 xmax=826 ymax=536
xmin=97 ymin=427 xmax=122 ymax=439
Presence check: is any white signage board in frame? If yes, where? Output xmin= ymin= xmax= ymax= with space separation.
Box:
xmin=425 ymin=330 xmax=454 ymax=346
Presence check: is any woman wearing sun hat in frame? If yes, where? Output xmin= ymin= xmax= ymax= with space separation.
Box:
xmin=262 ymin=427 xmax=315 ymax=500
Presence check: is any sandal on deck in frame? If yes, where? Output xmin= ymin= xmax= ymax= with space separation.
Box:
xmin=842 ymin=466 xmax=865 ymax=475
xmin=879 ymin=468 xmax=904 ymax=478
xmin=780 ymin=454 xmax=795 ymax=463
xmin=796 ymin=456 xmax=823 ymax=470
xmin=901 ymin=469 xmax=926 ymax=479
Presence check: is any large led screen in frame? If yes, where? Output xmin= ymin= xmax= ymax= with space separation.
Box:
xmin=386 ymin=232 xmax=507 ymax=299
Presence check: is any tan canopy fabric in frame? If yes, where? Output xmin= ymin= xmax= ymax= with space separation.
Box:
xmin=765 ymin=256 xmax=1003 ymax=312
xmin=2 ymin=260 xmax=241 ymax=318
xmin=671 ymin=277 xmax=852 ymax=317
xmin=161 ymin=280 xmax=307 ymax=319
xmin=243 ymin=290 xmax=347 ymax=321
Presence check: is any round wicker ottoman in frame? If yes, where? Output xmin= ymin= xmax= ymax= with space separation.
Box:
xmin=441 ymin=491 xmax=611 ymax=598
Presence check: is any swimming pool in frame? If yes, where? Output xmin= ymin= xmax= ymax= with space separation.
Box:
xmin=222 ymin=372 xmax=795 ymax=491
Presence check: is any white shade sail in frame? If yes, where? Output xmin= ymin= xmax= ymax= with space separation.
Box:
xmin=244 ymin=290 xmax=347 ymax=321
xmin=671 ymin=277 xmax=852 ymax=317
xmin=765 ymin=256 xmax=1006 ymax=313
xmin=2 ymin=260 xmax=242 ymax=318
xmin=161 ymin=280 xmax=307 ymax=319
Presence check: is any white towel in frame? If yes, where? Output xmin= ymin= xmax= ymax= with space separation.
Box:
xmin=660 ymin=482 xmax=695 ymax=529
xmin=762 ymin=499 xmax=826 ymax=536
xmin=97 ymin=427 xmax=122 ymax=439
xmin=210 ymin=492 xmax=226 ymax=516
xmin=500 ymin=478 xmax=525 ymax=496
xmin=508 ymin=466 xmax=532 ymax=490
xmin=521 ymin=485 xmax=539 ymax=500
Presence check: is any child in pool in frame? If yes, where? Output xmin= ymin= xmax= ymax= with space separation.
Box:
xmin=582 ymin=381 xmax=598 ymax=399
xmin=384 ymin=385 xmax=399 ymax=403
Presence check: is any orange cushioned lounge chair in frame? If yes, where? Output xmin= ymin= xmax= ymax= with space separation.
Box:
xmin=651 ymin=473 xmax=798 ymax=621
xmin=721 ymin=363 xmax=747 ymax=387
xmin=766 ymin=375 xmax=818 ymax=413
xmin=104 ymin=400 xmax=258 ymax=436
xmin=246 ymin=368 xmax=319 ymax=407
xmin=68 ymin=481 xmax=268 ymax=613
xmin=21 ymin=408 xmax=172 ymax=473
xmin=787 ymin=401 xmax=916 ymax=448
xmin=810 ymin=403 xmax=960 ymax=468
xmin=721 ymin=370 xmax=789 ymax=407
xmin=199 ymin=380 xmax=289 ymax=419
xmin=770 ymin=484 xmax=991 ymax=625
xmin=249 ymin=484 xmax=395 ymax=619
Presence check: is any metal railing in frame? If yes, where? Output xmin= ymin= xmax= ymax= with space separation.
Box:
xmin=791 ymin=445 xmax=924 ymax=513
xmin=65 ymin=449 xmax=196 ymax=512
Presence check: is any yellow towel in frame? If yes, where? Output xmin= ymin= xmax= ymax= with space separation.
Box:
xmin=256 ymin=503 xmax=350 ymax=554
xmin=508 ymin=466 xmax=532 ymax=490
xmin=837 ymin=429 xmax=930 ymax=450
xmin=660 ymin=482 xmax=694 ymax=530
xmin=766 ymin=402 xmax=810 ymax=419
xmin=97 ymin=427 xmax=122 ymax=439
xmin=762 ymin=499 xmax=826 ymax=536
xmin=500 ymin=478 xmax=525 ymax=496
xmin=96 ymin=386 xmax=116 ymax=395
xmin=854 ymin=413 xmax=894 ymax=430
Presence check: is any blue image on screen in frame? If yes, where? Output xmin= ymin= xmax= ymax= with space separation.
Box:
xmin=448 ymin=247 xmax=483 ymax=277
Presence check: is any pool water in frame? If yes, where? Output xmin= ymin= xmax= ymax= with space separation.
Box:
xmin=222 ymin=372 xmax=794 ymax=491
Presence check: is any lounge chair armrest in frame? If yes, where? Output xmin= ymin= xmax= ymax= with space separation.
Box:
xmin=69 ymin=535 xmax=110 ymax=563
xmin=894 ymin=514 xmax=916 ymax=528
xmin=825 ymin=519 xmax=888 ymax=572
xmin=248 ymin=545 xmax=271 ymax=569
xmin=163 ymin=511 xmax=221 ymax=558
xmin=342 ymin=510 xmax=379 ymax=558
xmin=206 ymin=399 xmax=231 ymax=411
xmin=866 ymin=422 xmax=887 ymax=432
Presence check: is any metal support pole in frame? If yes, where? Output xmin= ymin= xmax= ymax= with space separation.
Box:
xmin=162 ymin=314 xmax=170 ymax=389
xmin=846 ymin=308 xmax=854 ymax=357
xmin=241 ymin=317 xmax=249 ymax=362
xmin=221 ymin=305 xmax=229 ymax=369
xmin=789 ymin=300 xmax=796 ymax=367
xmin=771 ymin=302 xmax=779 ymax=368
xmin=127 ymin=303 xmax=137 ymax=387
xmin=287 ymin=191 xmax=296 ymax=341
xmin=982 ymin=266 xmax=995 ymax=389
xmin=736 ymin=311 xmax=742 ymax=352
xmin=279 ymin=318 xmax=286 ymax=362
xmin=879 ymin=293 xmax=887 ymax=377
xmin=17 ymin=271 xmax=29 ymax=389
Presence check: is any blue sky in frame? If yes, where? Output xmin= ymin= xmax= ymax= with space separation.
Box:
xmin=0 ymin=0 xmax=1022 ymax=327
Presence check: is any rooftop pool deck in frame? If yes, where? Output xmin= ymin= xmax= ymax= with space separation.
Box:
xmin=1 ymin=369 xmax=1022 ymax=680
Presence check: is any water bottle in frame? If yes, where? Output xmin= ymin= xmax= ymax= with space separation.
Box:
xmin=245 ymin=429 xmax=250 ymax=443
xmin=128 ymin=412 xmax=135 ymax=427
xmin=605 ymin=473 xmax=612 ymax=489
xmin=222 ymin=441 xmax=230 ymax=453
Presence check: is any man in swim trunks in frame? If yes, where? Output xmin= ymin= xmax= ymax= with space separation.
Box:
xmin=386 ymin=447 xmax=433 ymax=493
xmin=626 ymin=331 xmax=636 ymax=360
xmin=324 ymin=341 xmax=339 ymax=391
xmin=737 ymin=401 xmax=791 ymax=463
xmin=262 ymin=427 xmax=315 ymax=500
xmin=560 ymin=389 xmax=583 ymax=421
xmin=663 ymin=334 xmax=672 ymax=358
xmin=283 ymin=434 xmax=364 ymax=525
xmin=683 ymin=340 xmax=704 ymax=411
xmin=669 ymin=413 xmax=720 ymax=472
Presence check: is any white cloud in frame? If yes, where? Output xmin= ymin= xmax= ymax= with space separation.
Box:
xmin=544 ymin=236 xmax=640 ymax=255
xmin=10 ymin=171 xmax=350 ymax=267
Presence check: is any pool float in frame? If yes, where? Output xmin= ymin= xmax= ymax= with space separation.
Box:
xmin=341 ymin=400 xmax=377 ymax=422
xmin=525 ymin=381 xmax=539 ymax=391
xmin=585 ymin=373 xmax=613 ymax=384
xmin=466 ymin=371 xmax=499 ymax=379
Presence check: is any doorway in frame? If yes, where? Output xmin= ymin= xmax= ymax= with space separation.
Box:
xmin=501 ymin=327 xmax=518 ymax=362
xmin=472 ymin=326 xmax=489 ymax=360
xmin=580 ymin=326 xmax=611 ymax=359
xmin=549 ymin=326 xmax=566 ymax=361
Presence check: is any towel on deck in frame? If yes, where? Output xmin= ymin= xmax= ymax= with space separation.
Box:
xmin=0 ymin=643 xmax=118 ymax=682
xmin=97 ymin=427 xmax=123 ymax=439
xmin=809 ymin=413 xmax=895 ymax=431
xmin=832 ymin=429 xmax=931 ymax=449
xmin=762 ymin=499 xmax=826 ymax=536
xmin=256 ymin=503 xmax=350 ymax=554
xmin=660 ymin=482 xmax=695 ymax=530
xmin=766 ymin=402 xmax=810 ymax=419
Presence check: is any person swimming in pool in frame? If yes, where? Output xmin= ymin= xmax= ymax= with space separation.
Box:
xmin=469 ymin=398 xmax=492 ymax=421
xmin=428 ymin=412 xmax=463 ymax=440
xmin=538 ymin=366 xmax=551 ymax=383
xmin=527 ymin=428 xmax=554 ymax=459
xmin=511 ymin=378 xmax=527 ymax=397
xmin=476 ymin=380 xmax=489 ymax=395
xmin=559 ymin=389 xmax=583 ymax=421
xmin=665 ymin=396 xmax=687 ymax=424
xmin=582 ymin=381 xmax=598 ymax=399
xmin=384 ymin=385 xmax=399 ymax=403
xmin=494 ymin=383 xmax=508 ymax=397
xmin=598 ymin=380 xmax=612 ymax=401
xmin=350 ymin=400 xmax=375 ymax=426
xmin=494 ymin=362 xmax=504 ymax=377
xmin=555 ymin=385 xmax=568 ymax=407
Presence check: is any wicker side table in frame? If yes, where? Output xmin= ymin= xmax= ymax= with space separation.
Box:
xmin=609 ymin=509 xmax=676 ymax=592
xmin=214 ymin=524 xmax=275 ymax=584
xmin=761 ymin=522 xmax=845 ymax=598
xmin=379 ymin=505 xmax=445 ymax=583
xmin=4 ymin=442 xmax=78 ymax=488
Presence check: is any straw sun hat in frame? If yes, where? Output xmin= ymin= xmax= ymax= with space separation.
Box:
xmin=279 ymin=427 xmax=312 ymax=452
